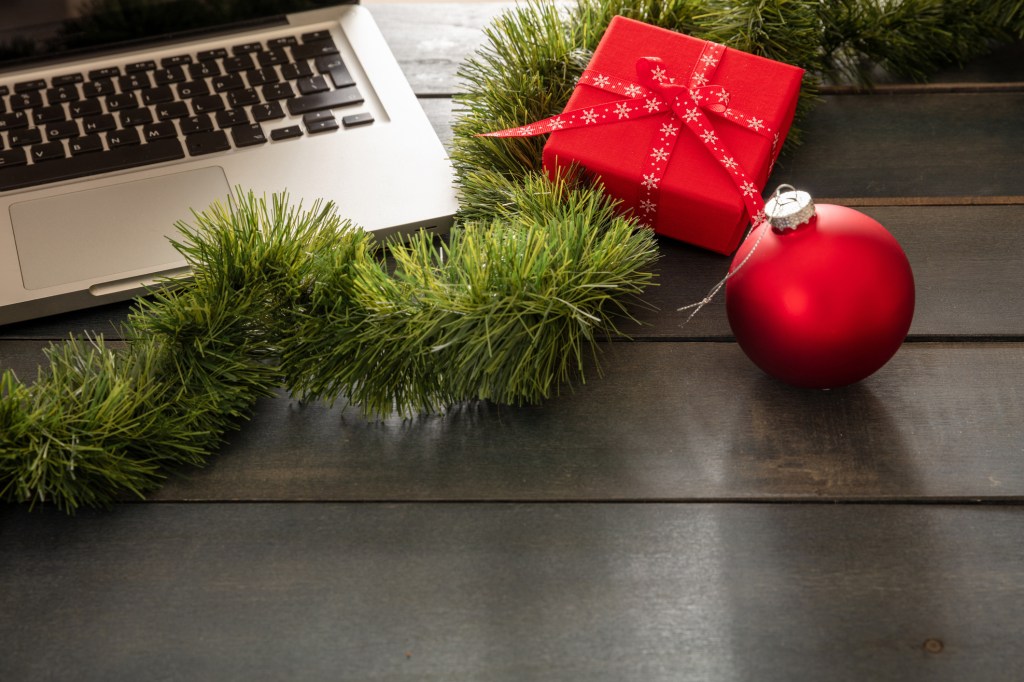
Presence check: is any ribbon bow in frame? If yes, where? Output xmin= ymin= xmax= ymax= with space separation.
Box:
xmin=480 ymin=41 xmax=783 ymax=230
xmin=634 ymin=55 xmax=729 ymax=115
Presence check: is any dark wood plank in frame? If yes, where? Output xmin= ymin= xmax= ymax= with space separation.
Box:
xmin=371 ymin=4 xmax=1024 ymax=94
xmin=630 ymin=204 xmax=1024 ymax=339
xmin=111 ymin=342 xmax=1024 ymax=503
xmin=925 ymin=40 xmax=1024 ymax=84
xmin=0 ymin=302 xmax=131 ymax=342
xmin=421 ymin=96 xmax=456 ymax=149
xmin=369 ymin=2 xmax=508 ymax=95
xmin=3 ymin=502 xmax=1023 ymax=682
xmin=774 ymin=93 xmax=1024 ymax=199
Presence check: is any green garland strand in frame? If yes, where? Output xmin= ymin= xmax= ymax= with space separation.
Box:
xmin=2 ymin=0 xmax=1021 ymax=512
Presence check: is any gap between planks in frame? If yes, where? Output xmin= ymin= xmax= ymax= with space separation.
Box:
xmin=815 ymin=196 xmax=1024 ymax=207
xmin=821 ymin=82 xmax=1024 ymax=95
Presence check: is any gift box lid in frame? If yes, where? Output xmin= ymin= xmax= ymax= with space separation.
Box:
xmin=542 ymin=16 xmax=805 ymax=253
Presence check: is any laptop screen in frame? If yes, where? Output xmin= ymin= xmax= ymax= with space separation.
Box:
xmin=1 ymin=0 xmax=354 ymax=70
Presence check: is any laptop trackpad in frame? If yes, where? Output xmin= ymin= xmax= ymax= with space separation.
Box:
xmin=10 ymin=168 xmax=230 ymax=291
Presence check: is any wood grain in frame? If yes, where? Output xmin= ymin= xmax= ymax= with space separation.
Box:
xmin=119 ymin=342 xmax=1021 ymax=503
xmin=773 ymin=93 xmax=1024 ymax=199
xmin=627 ymin=204 xmax=1024 ymax=339
xmin=368 ymin=4 xmax=1024 ymax=95
xmin=369 ymin=2 xmax=507 ymax=95
xmin=3 ymin=502 xmax=1023 ymax=682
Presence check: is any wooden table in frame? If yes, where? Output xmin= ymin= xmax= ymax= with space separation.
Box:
xmin=3 ymin=4 xmax=1023 ymax=680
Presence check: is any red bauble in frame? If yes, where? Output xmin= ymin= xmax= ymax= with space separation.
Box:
xmin=725 ymin=195 xmax=915 ymax=389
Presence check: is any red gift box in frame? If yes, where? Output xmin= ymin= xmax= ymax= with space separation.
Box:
xmin=538 ymin=16 xmax=805 ymax=254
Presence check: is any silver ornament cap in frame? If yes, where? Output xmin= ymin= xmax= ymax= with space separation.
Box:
xmin=765 ymin=184 xmax=815 ymax=232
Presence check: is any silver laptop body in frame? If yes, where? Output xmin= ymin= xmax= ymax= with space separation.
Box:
xmin=0 ymin=3 xmax=458 ymax=325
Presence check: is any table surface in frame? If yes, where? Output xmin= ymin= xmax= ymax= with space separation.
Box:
xmin=3 ymin=4 xmax=1024 ymax=681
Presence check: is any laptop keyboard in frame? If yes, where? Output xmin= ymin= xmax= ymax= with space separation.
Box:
xmin=0 ymin=30 xmax=372 ymax=192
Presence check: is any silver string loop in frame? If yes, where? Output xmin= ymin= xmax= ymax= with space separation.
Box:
xmin=677 ymin=185 xmax=789 ymax=323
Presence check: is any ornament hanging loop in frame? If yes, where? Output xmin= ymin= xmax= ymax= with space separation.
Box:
xmin=678 ymin=183 xmax=801 ymax=323
xmin=764 ymin=184 xmax=816 ymax=232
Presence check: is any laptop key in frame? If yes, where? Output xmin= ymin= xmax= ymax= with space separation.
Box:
xmin=0 ymin=138 xmax=185 ymax=191
xmin=83 ymin=114 xmax=117 ymax=134
xmin=156 ymin=101 xmax=190 ymax=121
xmin=192 ymin=94 xmax=226 ymax=113
xmin=177 ymin=80 xmax=210 ymax=98
xmin=69 ymin=135 xmax=104 ymax=155
xmin=224 ymin=54 xmax=256 ymax=73
xmin=301 ymin=30 xmax=332 ymax=42
xmin=88 ymin=67 xmax=121 ymax=80
xmin=83 ymin=79 xmax=115 ymax=98
xmin=161 ymin=55 xmax=192 ymax=67
xmin=198 ymin=48 xmax=228 ymax=62
xmin=251 ymin=101 xmax=285 ymax=122
xmin=142 ymin=86 xmax=175 ymax=105
xmin=52 ymin=73 xmax=84 ymax=86
xmin=10 ymin=129 xmax=43 ymax=147
xmin=180 ymin=114 xmax=214 ymax=135
xmin=270 ymin=125 xmax=303 ymax=141
xmin=227 ymin=89 xmax=260 ymax=108
xmin=46 ymin=120 xmax=80 ymax=140
xmin=30 ymin=142 xmax=66 ymax=162
xmin=121 ymin=108 xmax=154 ymax=127
xmin=297 ymin=75 xmax=329 ymax=95
xmin=258 ymin=49 xmax=289 ymax=67
xmin=212 ymin=74 xmax=245 ymax=93
xmin=233 ymin=42 xmax=263 ymax=55
xmin=281 ymin=62 xmax=313 ymax=80
xmin=328 ymin=66 xmax=355 ymax=89
xmin=306 ymin=119 xmax=339 ymax=135
xmin=154 ymin=66 xmax=186 ymax=85
xmin=107 ymin=128 xmax=142 ymax=148
xmin=0 ymin=148 xmax=28 ymax=168
xmin=286 ymin=87 xmax=363 ymax=115
xmin=186 ymin=130 xmax=231 ymax=156
xmin=0 ymin=111 xmax=29 ymax=131
xmin=292 ymin=41 xmax=338 ymax=60
xmin=142 ymin=121 xmax=178 ymax=141
xmin=246 ymin=68 xmax=279 ymax=87
xmin=47 ymin=85 xmax=81 ymax=105
xmin=314 ymin=54 xmax=344 ymax=73
xmin=342 ymin=112 xmax=374 ymax=128
xmin=69 ymin=99 xmax=103 ymax=118
xmin=231 ymin=124 xmax=267 ymax=147
xmin=33 ymin=105 xmax=67 ymax=125
xmin=15 ymin=79 xmax=47 ymax=92
xmin=189 ymin=61 xmax=221 ymax=80
xmin=119 ymin=73 xmax=153 ymax=92
xmin=215 ymin=109 xmax=249 ymax=128
xmin=302 ymin=111 xmax=334 ymax=125
xmin=262 ymin=82 xmax=295 ymax=101
xmin=11 ymin=92 xmax=43 ymax=111
xmin=126 ymin=60 xmax=157 ymax=73
xmin=106 ymin=92 xmax=140 ymax=111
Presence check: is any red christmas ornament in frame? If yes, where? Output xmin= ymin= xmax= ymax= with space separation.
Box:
xmin=725 ymin=187 xmax=915 ymax=389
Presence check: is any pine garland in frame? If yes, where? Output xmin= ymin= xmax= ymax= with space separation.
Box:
xmin=2 ymin=0 xmax=1021 ymax=512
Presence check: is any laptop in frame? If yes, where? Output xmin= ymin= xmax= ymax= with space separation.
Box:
xmin=0 ymin=0 xmax=459 ymax=326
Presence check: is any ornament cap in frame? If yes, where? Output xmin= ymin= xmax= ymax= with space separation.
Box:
xmin=765 ymin=184 xmax=815 ymax=232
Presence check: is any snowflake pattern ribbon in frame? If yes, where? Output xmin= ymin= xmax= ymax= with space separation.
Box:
xmin=479 ymin=42 xmax=782 ymax=229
